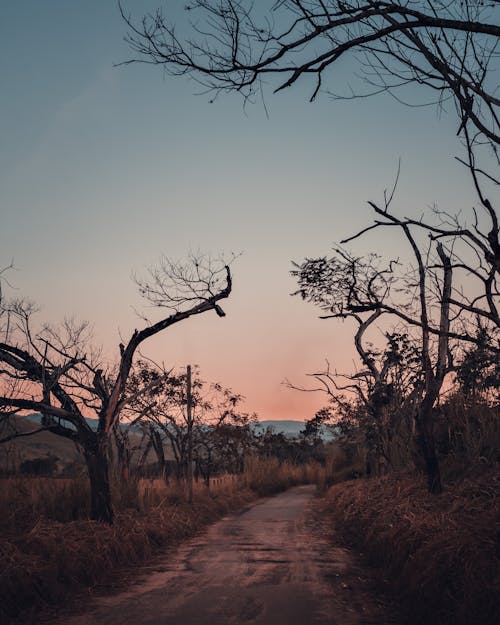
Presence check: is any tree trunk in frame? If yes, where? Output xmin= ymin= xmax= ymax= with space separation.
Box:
xmin=151 ymin=428 xmax=167 ymax=482
xmin=416 ymin=399 xmax=442 ymax=494
xmin=116 ymin=438 xmax=131 ymax=483
xmin=186 ymin=364 xmax=193 ymax=504
xmin=205 ymin=448 xmax=212 ymax=488
xmin=85 ymin=444 xmax=114 ymax=524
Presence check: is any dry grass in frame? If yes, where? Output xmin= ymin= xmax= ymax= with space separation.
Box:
xmin=1 ymin=477 xmax=90 ymax=534
xmin=1 ymin=489 xmax=253 ymax=625
xmin=0 ymin=457 xmax=322 ymax=625
xmin=324 ymin=468 xmax=500 ymax=625
xmin=440 ymin=398 xmax=500 ymax=478
xmin=241 ymin=456 xmax=325 ymax=495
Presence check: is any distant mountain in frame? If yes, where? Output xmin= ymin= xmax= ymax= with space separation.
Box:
xmin=254 ymin=420 xmax=334 ymax=440
xmin=254 ymin=420 xmax=305 ymax=438
xmin=26 ymin=414 xmax=332 ymax=439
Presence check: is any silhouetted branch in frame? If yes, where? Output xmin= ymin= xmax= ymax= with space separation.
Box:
xmin=122 ymin=0 xmax=500 ymax=145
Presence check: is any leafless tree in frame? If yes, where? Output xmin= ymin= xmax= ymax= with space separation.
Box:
xmin=0 ymin=256 xmax=232 ymax=523
xmin=121 ymin=0 xmax=500 ymax=146
xmin=121 ymin=0 xmax=499 ymax=341
xmin=121 ymin=0 xmax=499 ymax=340
xmin=401 ymin=128 xmax=499 ymax=333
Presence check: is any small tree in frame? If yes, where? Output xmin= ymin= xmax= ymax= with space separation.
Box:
xmin=202 ymin=417 xmax=256 ymax=476
xmin=290 ymin=328 xmax=422 ymax=476
xmin=0 ymin=256 xmax=232 ymax=523
xmin=193 ymin=391 xmax=256 ymax=485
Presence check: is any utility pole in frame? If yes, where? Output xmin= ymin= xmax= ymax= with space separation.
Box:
xmin=186 ymin=364 xmax=193 ymax=504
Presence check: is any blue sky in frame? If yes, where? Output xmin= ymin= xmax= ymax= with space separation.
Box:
xmin=0 ymin=0 xmax=486 ymax=420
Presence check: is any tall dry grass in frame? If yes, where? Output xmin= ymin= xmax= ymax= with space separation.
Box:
xmin=439 ymin=396 xmax=500 ymax=479
xmin=241 ymin=456 xmax=325 ymax=495
xmin=0 ymin=456 xmax=323 ymax=625
xmin=1 ymin=477 xmax=90 ymax=534
xmin=323 ymin=468 xmax=500 ymax=625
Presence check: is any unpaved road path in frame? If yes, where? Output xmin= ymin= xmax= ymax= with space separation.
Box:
xmin=54 ymin=485 xmax=399 ymax=625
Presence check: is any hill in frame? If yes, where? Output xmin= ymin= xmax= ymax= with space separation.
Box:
xmin=255 ymin=420 xmax=306 ymax=438
xmin=0 ymin=415 xmax=82 ymax=472
xmin=0 ymin=416 xmax=331 ymax=473
xmin=0 ymin=416 xmax=155 ymax=473
xmin=255 ymin=420 xmax=334 ymax=440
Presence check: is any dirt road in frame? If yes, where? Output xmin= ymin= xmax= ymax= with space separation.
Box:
xmin=55 ymin=485 xmax=398 ymax=625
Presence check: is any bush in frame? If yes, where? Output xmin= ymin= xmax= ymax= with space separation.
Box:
xmin=19 ymin=456 xmax=59 ymax=477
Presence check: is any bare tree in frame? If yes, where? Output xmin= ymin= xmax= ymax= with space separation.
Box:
xmin=121 ymin=0 xmax=499 ymax=341
xmin=400 ymin=128 xmax=499 ymax=333
xmin=0 ymin=256 xmax=232 ymax=523
xmin=121 ymin=0 xmax=500 ymax=146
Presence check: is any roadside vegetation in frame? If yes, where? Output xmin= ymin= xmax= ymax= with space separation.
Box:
xmin=311 ymin=383 xmax=499 ymax=625
xmin=324 ymin=468 xmax=499 ymax=625
xmin=0 ymin=456 xmax=325 ymax=625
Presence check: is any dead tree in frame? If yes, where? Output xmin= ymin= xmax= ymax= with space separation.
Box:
xmin=0 ymin=256 xmax=232 ymax=523
xmin=398 ymin=127 xmax=499 ymax=335
xmin=121 ymin=0 xmax=499 ymax=339
xmin=121 ymin=0 xmax=500 ymax=146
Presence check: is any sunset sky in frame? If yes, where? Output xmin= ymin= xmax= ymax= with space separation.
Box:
xmin=0 ymin=1 xmax=482 ymax=421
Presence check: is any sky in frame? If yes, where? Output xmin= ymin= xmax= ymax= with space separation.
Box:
xmin=0 ymin=0 xmax=488 ymax=421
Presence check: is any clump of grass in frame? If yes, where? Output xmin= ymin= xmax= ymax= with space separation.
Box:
xmin=323 ymin=468 xmax=500 ymax=625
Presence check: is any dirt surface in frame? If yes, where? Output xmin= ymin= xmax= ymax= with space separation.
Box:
xmin=50 ymin=485 xmax=399 ymax=625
